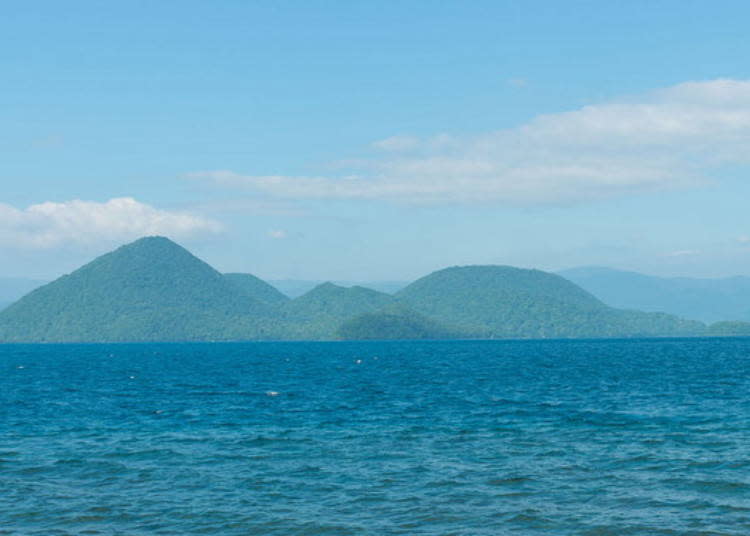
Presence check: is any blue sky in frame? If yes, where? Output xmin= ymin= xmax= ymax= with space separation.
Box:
xmin=2 ymin=1 xmax=750 ymax=280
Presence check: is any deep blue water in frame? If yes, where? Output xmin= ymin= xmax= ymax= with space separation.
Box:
xmin=2 ymin=338 xmax=750 ymax=535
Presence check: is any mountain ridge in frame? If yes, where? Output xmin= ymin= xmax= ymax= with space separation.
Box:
xmin=0 ymin=237 xmax=747 ymax=342
xmin=268 ymin=279 xmax=408 ymax=298
xmin=223 ymin=273 xmax=290 ymax=306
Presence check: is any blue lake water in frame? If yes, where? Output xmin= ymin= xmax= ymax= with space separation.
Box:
xmin=2 ymin=338 xmax=750 ymax=535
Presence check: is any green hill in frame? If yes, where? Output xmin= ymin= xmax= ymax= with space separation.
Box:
xmin=394 ymin=265 xmax=704 ymax=339
xmin=269 ymin=279 xmax=407 ymax=298
xmin=278 ymin=283 xmax=396 ymax=339
xmin=338 ymin=304 xmax=454 ymax=340
xmin=223 ymin=273 xmax=289 ymax=305
xmin=0 ymin=237 xmax=272 ymax=342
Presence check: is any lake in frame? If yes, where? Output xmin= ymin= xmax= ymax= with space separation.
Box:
xmin=2 ymin=338 xmax=749 ymax=535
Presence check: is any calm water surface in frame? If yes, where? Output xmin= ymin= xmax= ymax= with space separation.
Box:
xmin=2 ymin=338 xmax=750 ymax=535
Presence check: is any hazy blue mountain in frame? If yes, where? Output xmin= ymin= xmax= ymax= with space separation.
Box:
xmin=0 ymin=237 xmax=273 ymax=342
xmin=394 ymin=265 xmax=703 ymax=339
xmin=269 ymin=279 xmax=407 ymax=298
xmin=558 ymin=266 xmax=750 ymax=323
xmin=223 ymin=273 xmax=289 ymax=305
xmin=0 ymin=277 xmax=47 ymax=309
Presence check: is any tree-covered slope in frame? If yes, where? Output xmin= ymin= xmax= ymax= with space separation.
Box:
xmin=707 ymin=321 xmax=750 ymax=337
xmin=338 ymin=304 xmax=455 ymax=340
xmin=223 ymin=273 xmax=289 ymax=306
xmin=0 ymin=237 xmax=272 ymax=342
xmin=396 ymin=265 xmax=703 ymax=339
xmin=558 ymin=266 xmax=750 ymax=323
xmin=278 ymin=283 xmax=396 ymax=339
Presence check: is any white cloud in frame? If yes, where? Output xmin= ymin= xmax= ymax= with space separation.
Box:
xmin=0 ymin=197 xmax=222 ymax=249
xmin=188 ymin=79 xmax=750 ymax=205
xmin=371 ymin=135 xmax=420 ymax=152
xmin=268 ymin=229 xmax=287 ymax=239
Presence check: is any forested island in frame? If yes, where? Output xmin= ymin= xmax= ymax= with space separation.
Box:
xmin=0 ymin=236 xmax=748 ymax=343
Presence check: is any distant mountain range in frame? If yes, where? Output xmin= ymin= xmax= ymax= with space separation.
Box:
xmin=558 ymin=267 xmax=750 ymax=323
xmin=0 ymin=238 xmax=748 ymax=342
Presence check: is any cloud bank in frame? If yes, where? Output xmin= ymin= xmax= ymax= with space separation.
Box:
xmin=0 ymin=197 xmax=222 ymax=248
xmin=189 ymin=79 xmax=750 ymax=205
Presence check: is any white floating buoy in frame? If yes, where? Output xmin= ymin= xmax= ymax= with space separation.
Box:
xmin=355 ymin=359 xmax=363 ymax=365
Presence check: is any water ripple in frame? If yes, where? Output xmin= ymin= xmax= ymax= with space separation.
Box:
xmin=2 ymin=338 xmax=750 ymax=535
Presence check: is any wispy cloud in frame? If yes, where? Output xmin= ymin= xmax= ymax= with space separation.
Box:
xmin=267 ymin=229 xmax=287 ymax=239
xmin=188 ymin=79 xmax=750 ymax=205
xmin=371 ymin=135 xmax=420 ymax=152
xmin=665 ymin=249 xmax=701 ymax=258
xmin=0 ymin=197 xmax=222 ymax=248
xmin=187 ymin=198 xmax=307 ymax=217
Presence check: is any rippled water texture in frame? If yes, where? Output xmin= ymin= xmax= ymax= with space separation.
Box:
xmin=2 ymin=339 xmax=750 ymax=535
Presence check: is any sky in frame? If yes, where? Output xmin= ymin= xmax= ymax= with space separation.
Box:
xmin=2 ymin=0 xmax=750 ymax=281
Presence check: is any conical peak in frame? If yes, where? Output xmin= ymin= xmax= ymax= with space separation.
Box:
xmin=118 ymin=235 xmax=183 ymax=252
